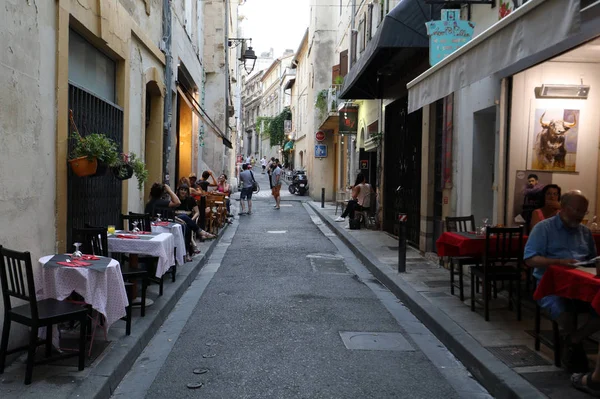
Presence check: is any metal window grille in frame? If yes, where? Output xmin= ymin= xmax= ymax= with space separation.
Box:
xmin=67 ymin=83 xmax=124 ymax=246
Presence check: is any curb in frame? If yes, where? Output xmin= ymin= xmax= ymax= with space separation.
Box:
xmin=308 ymin=202 xmax=543 ymax=399
xmin=70 ymin=225 xmax=229 ymax=399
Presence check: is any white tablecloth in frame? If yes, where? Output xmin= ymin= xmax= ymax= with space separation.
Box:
xmin=36 ymin=255 xmax=128 ymax=328
xmin=108 ymin=232 xmax=175 ymax=277
xmin=152 ymin=223 xmax=185 ymax=265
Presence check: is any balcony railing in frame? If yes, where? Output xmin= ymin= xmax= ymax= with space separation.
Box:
xmin=317 ymin=84 xmax=342 ymax=126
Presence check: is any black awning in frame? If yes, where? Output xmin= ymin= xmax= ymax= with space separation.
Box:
xmin=222 ymin=137 xmax=233 ymax=149
xmin=339 ymin=0 xmax=443 ymax=100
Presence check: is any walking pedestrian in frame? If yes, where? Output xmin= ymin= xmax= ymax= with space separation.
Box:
xmin=266 ymin=157 xmax=275 ymax=189
xmin=260 ymin=156 xmax=267 ymax=174
xmin=271 ymin=162 xmax=282 ymax=210
xmin=238 ymin=163 xmax=254 ymax=215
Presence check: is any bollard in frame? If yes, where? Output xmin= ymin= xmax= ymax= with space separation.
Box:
xmin=321 ymin=188 xmax=325 ymax=208
xmin=398 ymin=214 xmax=407 ymax=273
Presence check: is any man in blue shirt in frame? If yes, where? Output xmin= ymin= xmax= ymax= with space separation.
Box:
xmin=525 ymin=190 xmax=600 ymax=375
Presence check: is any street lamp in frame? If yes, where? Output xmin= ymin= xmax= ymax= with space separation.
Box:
xmin=228 ymin=38 xmax=258 ymax=74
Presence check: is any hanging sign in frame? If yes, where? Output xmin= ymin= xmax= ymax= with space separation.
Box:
xmin=338 ymin=104 xmax=358 ymax=135
xmin=315 ymin=130 xmax=326 ymax=142
xmin=426 ymin=9 xmax=475 ymax=67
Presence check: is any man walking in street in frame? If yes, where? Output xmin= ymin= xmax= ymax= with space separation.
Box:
xmin=271 ymin=162 xmax=282 ymax=210
xmin=260 ymin=156 xmax=267 ymax=174
xmin=238 ymin=163 xmax=254 ymax=215
xmin=266 ymin=157 xmax=275 ymax=189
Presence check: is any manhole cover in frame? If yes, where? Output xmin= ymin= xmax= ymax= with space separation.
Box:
xmin=339 ymin=332 xmax=415 ymax=352
xmin=423 ymin=280 xmax=449 ymax=288
xmin=486 ymin=345 xmax=551 ymax=367
xmin=307 ymin=254 xmax=349 ymax=274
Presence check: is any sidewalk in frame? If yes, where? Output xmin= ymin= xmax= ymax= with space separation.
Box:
xmin=309 ymin=202 xmax=589 ymax=399
xmin=0 ymin=226 xmax=229 ymax=399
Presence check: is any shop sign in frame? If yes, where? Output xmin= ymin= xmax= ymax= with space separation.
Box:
xmin=338 ymin=104 xmax=358 ymax=135
xmin=315 ymin=144 xmax=327 ymax=158
xmin=360 ymin=160 xmax=368 ymax=169
xmin=426 ymin=10 xmax=475 ymax=67
xmin=315 ymin=130 xmax=326 ymax=142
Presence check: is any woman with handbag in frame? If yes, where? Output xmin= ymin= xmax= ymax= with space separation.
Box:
xmin=335 ymin=173 xmax=372 ymax=225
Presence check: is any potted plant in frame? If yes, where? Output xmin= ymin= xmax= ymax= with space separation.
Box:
xmin=68 ymin=110 xmax=119 ymax=177
xmin=69 ymin=131 xmax=120 ymax=177
xmin=112 ymin=152 xmax=149 ymax=190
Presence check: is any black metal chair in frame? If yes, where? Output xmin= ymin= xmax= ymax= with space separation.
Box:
xmin=120 ymin=214 xmax=151 ymax=232
xmin=470 ymin=226 xmax=525 ymax=321
xmin=0 ymin=246 xmax=89 ymax=384
xmin=152 ymin=207 xmax=176 ymax=222
xmin=72 ymin=227 xmax=108 ymax=256
xmin=445 ymin=215 xmax=480 ymax=302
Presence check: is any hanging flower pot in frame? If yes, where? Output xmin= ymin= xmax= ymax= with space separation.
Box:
xmin=69 ymin=156 xmax=98 ymax=177
xmin=112 ymin=164 xmax=134 ymax=180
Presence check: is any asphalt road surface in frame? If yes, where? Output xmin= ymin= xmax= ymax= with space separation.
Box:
xmin=113 ymin=172 xmax=491 ymax=399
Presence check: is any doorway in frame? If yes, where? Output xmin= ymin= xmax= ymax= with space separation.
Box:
xmin=471 ymin=107 xmax=496 ymax=223
xmin=144 ymin=81 xmax=163 ymax=199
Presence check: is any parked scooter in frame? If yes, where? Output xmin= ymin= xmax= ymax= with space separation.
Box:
xmin=288 ymin=170 xmax=309 ymax=196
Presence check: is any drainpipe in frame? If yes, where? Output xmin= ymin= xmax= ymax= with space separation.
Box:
xmin=162 ymin=0 xmax=173 ymax=185
xmin=224 ymin=0 xmax=230 ymax=174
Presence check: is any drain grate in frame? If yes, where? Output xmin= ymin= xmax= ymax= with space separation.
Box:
xmin=423 ymin=280 xmax=449 ymax=288
xmin=486 ymin=345 xmax=551 ymax=368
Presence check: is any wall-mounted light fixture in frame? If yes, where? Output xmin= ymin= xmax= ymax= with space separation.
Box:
xmin=228 ymin=38 xmax=258 ymax=74
xmin=536 ymin=81 xmax=591 ymax=99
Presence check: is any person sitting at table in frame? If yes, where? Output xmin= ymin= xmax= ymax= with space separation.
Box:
xmin=145 ymin=183 xmax=180 ymax=215
xmin=529 ymin=184 xmax=562 ymax=231
xmin=525 ymin=190 xmax=600 ymax=373
xmin=198 ymin=171 xmax=218 ymax=192
xmin=187 ymin=173 xmax=204 ymax=201
xmin=334 ymin=172 xmax=372 ymax=223
xmin=175 ymin=185 xmax=215 ymax=261
xmin=216 ymin=173 xmax=232 ymax=216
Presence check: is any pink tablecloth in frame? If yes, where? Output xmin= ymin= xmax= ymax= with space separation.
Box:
xmin=36 ymin=255 xmax=128 ymax=327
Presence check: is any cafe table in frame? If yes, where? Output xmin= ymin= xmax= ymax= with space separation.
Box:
xmin=36 ymin=255 xmax=128 ymax=328
xmin=534 ymin=265 xmax=600 ymax=313
xmin=107 ymin=231 xmax=175 ymax=277
xmin=436 ymin=231 xmax=529 ymax=258
xmin=151 ymin=221 xmax=185 ymax=265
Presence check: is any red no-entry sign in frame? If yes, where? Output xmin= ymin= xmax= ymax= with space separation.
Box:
xmin=315 ymin=130 xmax=325 ymax=142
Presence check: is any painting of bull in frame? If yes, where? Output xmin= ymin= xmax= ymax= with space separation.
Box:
xmin=531 ymin=109 xmax=579 ymax=171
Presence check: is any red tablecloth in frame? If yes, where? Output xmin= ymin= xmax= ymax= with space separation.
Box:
xmin=436 ymin=232 xmax=528 ymax=257
xmin=534 ymin=265 xmax=600 ymax=314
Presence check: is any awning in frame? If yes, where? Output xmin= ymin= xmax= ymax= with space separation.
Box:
xmin=284 ymin=140 xmax=294 ymax=151
xmin=339 ymin=0 xmax=443 ymax=100
xmin=407 ymin=0 xmax=581 ymax=113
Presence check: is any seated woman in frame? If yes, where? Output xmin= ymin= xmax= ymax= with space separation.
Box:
xmin=334 ymin=173 xmax=372 ymax=222
xmin=216 ymin=173 xmax=232 ymax=216
xmin=530 ymin=184 xmax=561 ymax=231
xmin=145 ymin=183 xmax=180 ymax=215
xmin=176 ymin=184 xmax=215 ymax=246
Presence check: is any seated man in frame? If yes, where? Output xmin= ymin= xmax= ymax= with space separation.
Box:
xmin=198 ymin=171 xmax=218 ymax=192
xmin=525 ymin=190 xmax=600 ymax=373
xmin=145 ymin=183 xmax=180 ymax=215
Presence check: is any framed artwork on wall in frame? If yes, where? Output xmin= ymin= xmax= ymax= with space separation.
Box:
xmin=527 ymin=105 xmax=579 ymax=172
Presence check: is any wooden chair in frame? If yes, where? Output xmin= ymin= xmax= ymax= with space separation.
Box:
xmin=128 ymin=212 xmax=153 ymax=231
xmin=120 ymin=214 xmax=151 ymax=232
xmin=72 ymin=227 xmax=108 ymax=256
xmin=470 ymin=226 xmax=524 ymax=321
xmin=0 ymin=246 xmax=88 ymax=384
xmin=207 ymin=195 xmax=226 ymax=227
xmin=445 ymin=215 xmax=479 ymax=302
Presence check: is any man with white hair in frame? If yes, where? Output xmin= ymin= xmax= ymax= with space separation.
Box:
xmin=526 ymin=190 xmax=600 ymax=375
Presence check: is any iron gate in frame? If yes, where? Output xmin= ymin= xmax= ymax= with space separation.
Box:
xmin=67 ymin=83 xmax=124 ymax=246
xmin=383 ymin=97 xmax=422 ymax=246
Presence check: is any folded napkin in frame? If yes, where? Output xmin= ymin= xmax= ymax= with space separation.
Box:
xmin=134 ymin=231 xmax=151 ymax=235
xmin=57 ymin=260 xmax=92 ymax=267
xmin=152 ymin=221 xmax=170 ymax=227
xmin=116 ymin=234 xmax=140 ymax=239
xmin=80 ymin=255 xmax=101 ymax=260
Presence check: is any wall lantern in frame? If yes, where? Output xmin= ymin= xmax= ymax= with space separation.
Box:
xmin=228 ymin=38 xmax=258 ymax=75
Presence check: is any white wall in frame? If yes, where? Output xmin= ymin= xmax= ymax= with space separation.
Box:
xmin=508 ymin=61 xmax=600 ymax=221
xmin=453 ymin=76 xmax=500 ymax=220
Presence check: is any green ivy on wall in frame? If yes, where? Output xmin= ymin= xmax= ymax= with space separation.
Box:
xmin=268 ymin=107 xmax=292 ymax=147
xmin=255 ymin=116 xmax=273 ymax=137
